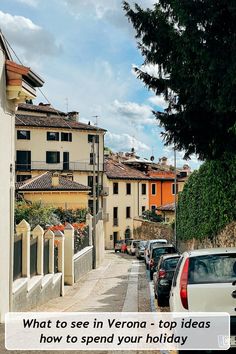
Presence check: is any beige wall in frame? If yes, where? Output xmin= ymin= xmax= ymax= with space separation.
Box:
xmin=21 ymin=191 xmax=89 ymax=209
xmin=0 ymin=49 xmax=15 ymax=322
xmin=15 ymin=126 xmax=104 ymax=172
xmin=103 ymin=176 xmax=149 ymax=249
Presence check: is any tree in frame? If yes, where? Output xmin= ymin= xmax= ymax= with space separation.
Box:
xmin=123 ymin=0 xmax=236 ymax=160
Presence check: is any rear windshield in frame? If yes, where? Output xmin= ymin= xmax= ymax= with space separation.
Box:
xmin=153 ymin=247 xmax=176 ymax=259
xmin=133 ymin=241 xmax=139 ymax=247
xmin=163 ymin=257 xmax=180 ymax=270
xmin=188 ymin=254 xmax=236 ymax=284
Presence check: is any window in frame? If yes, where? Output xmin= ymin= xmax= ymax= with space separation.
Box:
xmin=141 ymin=183 xmax=146 ymax=195
xmin=16 ymin=175 xmax=31 ymax=182
xmin=113 ymin=207 xmax=118 ymax=226
xmin=47 ymin=132 xmax=59 ymax=141
xmin=142 ymin=206 xmax=146 ymax=213
xmin=61 ymin=132 xmax=72 ymax=142
xmin=172 ymin=183 xmax=179 ymax=195
xmin=17 ymin=130 xmax=30 ymax=140
xmin=151 ymin=183 xmax=156 ymax=195
xmin=126 ymin=207 xmax=131 ymax=218
xmin=113 ymin=182 xmax=118 ymax=194
xmin=16 ymin=151 xmax=31 ymax=171
xmin=46 ymin=151 xmax=60 ymax=164
xmin=87 ymin=176 xmax=98 ymax=188
xmin=90 ymin=153 xmax=95 ymax=165
xmin=126 ymin=183 xmax=131 ymax=195
xmin=88 ymin=134 xmax=99 ymax=143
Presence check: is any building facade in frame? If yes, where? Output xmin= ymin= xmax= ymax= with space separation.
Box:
xmin=0 ymin=33 xmax=43 ymax=322
xmin=15 ymin=103 xmax=106 ymax=212
xmin=103 ymin=158 xmax=149 ymax=249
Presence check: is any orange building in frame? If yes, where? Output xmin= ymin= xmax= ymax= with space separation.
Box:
xmin=148 ymin=171 xmax=177 ymax=212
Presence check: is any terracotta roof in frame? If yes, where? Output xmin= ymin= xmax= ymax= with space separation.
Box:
xmin=16 ymin=172 xmax=90 ymax=191
xmin=15 ymin=114 xmax=106 ymax=132
xmin=105 ymin=158 xmax=150 ymax=180
xmin=156 ymin=203 xmax=175 ymax=211
xmin=18 ymin=103 xmax=65 ymax=115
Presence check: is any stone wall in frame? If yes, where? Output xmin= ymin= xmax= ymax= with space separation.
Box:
xmin=133 ymin=217 xmax=174 ymax=243
xmin=177 ymin=221 xmax=236 ymax=253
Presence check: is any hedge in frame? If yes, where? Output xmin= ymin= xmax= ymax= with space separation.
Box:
xmin=177 ymin=154 xmax=236 ymax=241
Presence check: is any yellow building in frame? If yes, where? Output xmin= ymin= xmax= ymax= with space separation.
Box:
xmin=103 ymin=158 xmax=149 ymax=249
xmin=15 ymin=103 xmax=106 ymax=212
xmin=16 ymin=171 xmax=90 ymax=209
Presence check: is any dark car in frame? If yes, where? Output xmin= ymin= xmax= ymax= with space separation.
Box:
xmin=153 ymin=253 xmax=181 ymax=306
xmin=135 ymin=240 xmax=147 ymax=259
xmin=149 ymin=244 xmax=177 ymax=280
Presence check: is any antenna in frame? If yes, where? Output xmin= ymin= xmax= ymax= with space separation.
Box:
xmin=92 ymin=115 xmax=99 ymax=126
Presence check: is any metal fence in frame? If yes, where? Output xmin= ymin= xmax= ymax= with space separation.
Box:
xmin=43 ymin=239 xmax=50 ymax=275
xmin=54 ymin=246 xmax=59 ymax=273
xmin=13 ymin=234 xmax=22 ymax=281
xmin=30 ymin=237 xmax=37 ymax=276
xmin=74 ymin=226 xmax=89 ymax=254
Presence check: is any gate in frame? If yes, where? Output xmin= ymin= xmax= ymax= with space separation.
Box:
xmin=30 ymin=237 xmax=37 ymax=276
xmin=43 ymin=239 xmax=49 ymax=274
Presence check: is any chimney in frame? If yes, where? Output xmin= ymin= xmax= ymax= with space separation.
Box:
xmin=160 ymin=156 xmax=168 ymax=166
xmin=67 ymin=111 xmax=79 ymax=121
xmin=52 ymin=172 xmax=60 ymax=187
xmin=39 ymin=102 xmax=51 ymax=107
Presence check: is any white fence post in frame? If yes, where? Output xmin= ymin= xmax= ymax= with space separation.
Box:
xmin=64 ymin=223 xmax=74 ymax=286
xmin=16 ymin=219 xmax=30 ymax=278
xmin=44 ymin=229 xmax=54 ymax=274
xmin=54 ymin=230 xmax=65 ymax=296
xmin=32 ymin=225 xmax=44 ymax=275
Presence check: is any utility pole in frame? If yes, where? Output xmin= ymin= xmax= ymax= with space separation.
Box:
xmin=92 ymin=136 xmax=96 ymax=268
xmin=174 ymin=146 xmax=177 ymax=247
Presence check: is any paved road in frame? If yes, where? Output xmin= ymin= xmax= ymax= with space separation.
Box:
xmin=0 ymin=251 xmax=159 ymax=354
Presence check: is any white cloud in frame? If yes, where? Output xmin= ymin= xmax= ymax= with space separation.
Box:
xmin=148 ymin=94 xmax=168 ymax=109
xmin=16 ymin=0 xmax=39 ymax=7
xmin=110 ymin=99 xmax=155 ymax=126
xmin=105 ymin=131 xmax=150 ymax=153
xmin=0 ymin=11 xmax=61 ymax=68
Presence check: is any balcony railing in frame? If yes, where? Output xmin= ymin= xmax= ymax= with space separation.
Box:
xmin=16 ymin=161 xmax=104 ymax=172
xmin=113 ymin=218 xmax=119 ymax=226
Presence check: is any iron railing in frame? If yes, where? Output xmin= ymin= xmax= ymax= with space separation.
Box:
xmin=74 ymin=226 xmax=89 ymax=254
xmin=13 ymin=234 xmax=22 ymax=281
xmin=16 ymin=161 xmax=104 ymax=172
xmin=43 ymin=239 xmax=49 ymax=275
xmin=30 ymin=237 xmax=37 ymax=276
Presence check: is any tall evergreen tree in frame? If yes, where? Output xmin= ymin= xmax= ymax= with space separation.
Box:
xmin=123 ymin=0 xmax=236 ymax=160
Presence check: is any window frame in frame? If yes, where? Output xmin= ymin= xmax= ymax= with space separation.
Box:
xmin=113 ymin=182 xmax=119 ymax=195
xmin=61 ymin=132 xmax=72 ymax=142
xmin=126 ymin=206 xmax=131 ymax=219
xmin=47 ymin=131 xmax=59 ymax=141
xmin=151 ymin=183 xmax=156 ymax=195
xmin=141 ymin=183 xmax=147 ymax=195
xmin=17 ymin=130 xmax=30 ymax=140
xmin=46 ymin=151 xmax=60 ymax=164
xmin=126 ymin=183 xmax=131 ymax=195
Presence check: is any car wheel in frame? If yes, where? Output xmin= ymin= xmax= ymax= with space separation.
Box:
xmin=157 ymin=293 xmax=166 ymax=307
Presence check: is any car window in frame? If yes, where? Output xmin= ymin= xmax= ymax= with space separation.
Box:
xmin=188 ymin=254 xmax=236 ymax=284
xmin=172 ymin=256 xmax=184 ymax=287
xmin=152 ymin=247 xmax=176 ymax=259
xmin=163 ymin=257 xmax=180 ymax=270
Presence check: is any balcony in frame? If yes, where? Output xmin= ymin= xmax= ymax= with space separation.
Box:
xmin=113 ymin=218 xmax=119 ymax=226
xmin=15 ymin=161 xmax=104 ymax=172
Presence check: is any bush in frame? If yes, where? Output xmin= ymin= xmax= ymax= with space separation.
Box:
xmin=53 ymin=208 xmax=87 ymax=224
xmin=177 ymin=154 xmax=236 ymax=241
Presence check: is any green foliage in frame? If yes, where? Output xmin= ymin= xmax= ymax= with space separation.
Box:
xmin=15 ymin=201 xmax=59 ymax=229
xmin=53 ymin=208 xmax=87 ymax=224
xmin=142 ymin=210 xmax=163 ymax=222
xmin=123 ymin=0 xmax=236 ymax=160
xmin=177 ymin=155 xmax=236 ymax=240
xmin=15 ymin=201 xmax=87 ymax=229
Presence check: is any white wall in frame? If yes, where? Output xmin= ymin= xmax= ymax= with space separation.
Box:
xmin=0 ymin=49 xmax=15 ymax=322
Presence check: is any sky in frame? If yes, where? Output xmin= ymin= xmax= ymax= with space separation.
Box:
xmin=0 ymin=0 xmax=201 ymax=169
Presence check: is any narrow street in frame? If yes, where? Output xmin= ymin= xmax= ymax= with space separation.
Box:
xmin=0 ymin=251 xmax=162 ymax=354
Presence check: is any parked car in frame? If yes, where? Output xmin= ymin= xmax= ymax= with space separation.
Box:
xmin=149 ymin=244 xmax=177 ymax=280
xmin=125 ymin=239 xmax=134 ymax=254
xmin=114 ymin=240 xmax=125 ymax=253
xmin=127 ymin=240 xmax=140 ymax=255
xmin=169 ymin=248 xmax=236 ymax=349
xmin=153 ymin=253 xmax=181 ymax=306
xmin=144 ymin=239 xmax=168 ymax=269
xmin=136 ymin=240 xmax=147 ymax=259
